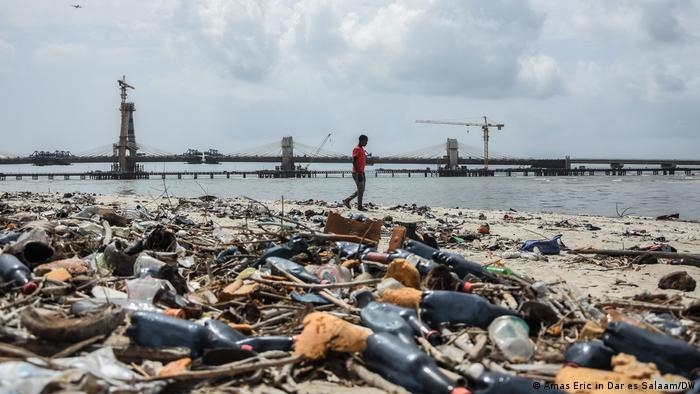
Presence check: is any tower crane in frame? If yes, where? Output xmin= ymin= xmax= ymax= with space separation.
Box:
xmin=304 ymin=133 xmax=332 ymax=170
xmin=118 ymin=75 xmax=135 ymax=104
xmin=416 ymin=116 xmax=504 ymax=170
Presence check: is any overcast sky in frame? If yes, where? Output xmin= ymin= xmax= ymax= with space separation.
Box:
xmin=1 ymin=0 xmax=699 ymax=159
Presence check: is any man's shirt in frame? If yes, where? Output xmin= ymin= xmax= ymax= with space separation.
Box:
xmin=352 ymin=145 xmax=366 ymax=173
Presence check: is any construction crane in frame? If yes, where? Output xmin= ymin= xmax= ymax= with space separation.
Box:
xmin=305 ymin=133 xmax=332 ymax=170
xmin=117 ymin=75 xmax=135 ymax=104
xmin=416 ymin=116 xmax=504 ymax=170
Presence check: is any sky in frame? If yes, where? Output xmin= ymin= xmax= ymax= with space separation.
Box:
xmin=1 ymin=0 xmax=699 ymax=159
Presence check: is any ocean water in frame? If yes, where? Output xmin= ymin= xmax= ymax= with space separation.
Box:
xmin=1 ymin=163 xmax=699 ymax=219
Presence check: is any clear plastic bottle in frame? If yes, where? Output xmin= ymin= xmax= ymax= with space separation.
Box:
xmin=487 ymin=316 xmax=535 ymax=362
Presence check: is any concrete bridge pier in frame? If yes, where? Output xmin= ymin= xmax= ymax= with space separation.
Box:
xmin=281 ymin=136 xmax=295 ymax=172
xmin=446 ymin=138 xmax=459 ymax=170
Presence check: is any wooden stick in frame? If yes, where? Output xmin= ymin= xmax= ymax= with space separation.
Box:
xmin=573 ymin=248 xmax=700 ymax=260
xmin=271 ymin=263 xmax=358 ymax=312
xmin=347 ymin=358 xmax=410 ymax=394
xmin=146 ymin=354 xmax=301 ymax=381
xmin=251 ymin=276 xmax=381 ymax=289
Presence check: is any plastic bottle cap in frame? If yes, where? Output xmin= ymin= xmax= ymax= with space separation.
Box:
xmin=451 ymin=388 xmax=472 ymax=394
xmin=21 ymin=282 xmax=38 ymax=294
xmin=240 ymin=344 xmax=254 ymax=351
xmin=461 ymin=282 xmax=474 ymax=293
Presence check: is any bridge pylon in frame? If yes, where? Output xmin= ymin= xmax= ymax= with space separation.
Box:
xmin=281 ymin=136 xmax=295 ymax=172
xmin=446 ymin=138 xmax=459 ymax=169
xmin=115 ymin=76 xmax=139 ymax=173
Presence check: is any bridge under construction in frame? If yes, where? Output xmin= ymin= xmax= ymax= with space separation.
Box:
xmin=0 ymin=76 xmax=698 ymax=178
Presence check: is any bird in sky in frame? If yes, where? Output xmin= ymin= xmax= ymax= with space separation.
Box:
xmin=71 ymin=4 xmax=82 ymax=8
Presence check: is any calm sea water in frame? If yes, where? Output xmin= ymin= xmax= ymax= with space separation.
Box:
xmin=1 ymin=163 xmax=699 ymax=219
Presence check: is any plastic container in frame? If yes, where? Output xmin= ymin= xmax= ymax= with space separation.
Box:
xmin=488 ymin=316 xmax=535 ymax=362
xmin=334 ymin=241 xmax=376 ymax=259
xmin=603 ymin=321 xmax=700 ymax=377
xmin=432 ymin=251 xmax=497 ymax=282
xmin=0 ymin=253 xmax=37 ymax=294
xmin=264 ymin=257 xmax=320 ymax=284
xmin=363 ymin=332 xmax=468 ymax=394
xmin=564 ymin=340 xmax=614 ymax=370
xmin=421 ymin=291 xmax=518 ymax=329
xmin=472 ymin=372 xmax=566 ymax=394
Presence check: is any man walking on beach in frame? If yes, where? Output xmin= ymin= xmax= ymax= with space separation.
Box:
xmin=343 ymin=135 xmax=368 ymax=211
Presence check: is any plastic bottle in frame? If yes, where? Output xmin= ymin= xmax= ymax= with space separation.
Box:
xmin=361 ymin=302 xmax=417 ymax=345
xmin=432 ymin=251 xmax=497 ymax=282
xmin=7 ymin=228 xmax=54 ymax=265
xmin=264 ymin=257 xmax=320 ymax=284
xmin=363 ymin=332 xmax=469 ymax=394
xmin=485 ymin=266 xmax=513 ymax=276
xmin=133 ymin=254 xmax=167 ymax=278
xmin=404 ymin=239 xmax=439 ymax=260
xmin=216 ymin=246 xmax=240 ymax=264
xmin=569 ymin=284 xmax=604 ymax=321
xmin=334 ymin=241 xmax=377 ymax=259
xmin=421 ymin=291 xmax=518 ymax=329
xmin=603 ymin=321 xmax=700 ymax=377
xmin=202 ymin=318 xmax=246 ymax=349
xmin=0 ymin=231 xmax=21 ymax=246
xmin=487 ymin=316 xmax=535 ymax=362
xmin=255 ymin=237 xmax=308 ymax=266
xmin=471 ymin=372 xmax=566 ymax=394
xmin=235 ymin=336 xmax=294 ymax=352
xmin=0 ymin=254 xmax=38 ymax=294
xmin=127 ymin=312 xmax=246 ymax=356
xmin=564 ymin=340 xmax=614 ymax=370
xmin=362 ymin=302 xmax=441 ymax=345
xmin=126 ymin=278 xmax=201 ymax=317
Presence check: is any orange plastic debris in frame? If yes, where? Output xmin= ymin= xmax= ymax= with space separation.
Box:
xmin=158 ymin=357 xmax=192 ymax=377
xmin=384 ymin=259 xmax=421 ymax=289
xmin=34 ymin=258 xmax=89 ymax=276
xmin=165 ymin=308 xmax=186 ymax=319
xmin=44 ymin=267 xmax=72 ymax=282
xmin=380 ymin=287 xmax=422 ymax=309
xmin=293 ymin=312 xmax=371 ymax=360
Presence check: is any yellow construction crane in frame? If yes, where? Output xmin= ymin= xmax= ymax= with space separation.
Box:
xmin=416 ymin=116 xmax=504 ymax=170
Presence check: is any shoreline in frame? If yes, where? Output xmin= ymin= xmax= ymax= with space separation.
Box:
xmin=4 ymin=190 xmax=699 ymax=303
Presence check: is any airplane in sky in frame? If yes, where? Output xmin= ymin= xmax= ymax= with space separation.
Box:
xmin=71 ymin=4 xmax=83 ymax=8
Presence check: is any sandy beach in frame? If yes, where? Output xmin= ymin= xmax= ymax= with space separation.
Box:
xmin=82 ymin=193 xmax=700 ymax=304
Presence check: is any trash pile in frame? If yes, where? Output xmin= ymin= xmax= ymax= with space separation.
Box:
xmin=1 ymin=192 xmax=699 ymax=394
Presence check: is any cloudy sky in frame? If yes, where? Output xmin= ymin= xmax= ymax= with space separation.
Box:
xmin=1 ymin=0 xmax=699 ymax=159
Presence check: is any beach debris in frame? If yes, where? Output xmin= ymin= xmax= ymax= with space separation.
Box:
xmin=520 ymin=235 xmax=563 ymax=255
xmin=0 ymin=191 xmax=698 ymax=393
xmin=658 ymin=271 xmax=696 ymax=292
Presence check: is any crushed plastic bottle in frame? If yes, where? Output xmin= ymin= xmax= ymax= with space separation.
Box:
xmin=235 ymin=336 xmax=295 ymax=352
xmin=488 ymin=316 xmax=536 ymax=362
xmin=421 ymin=290 xmax=518 ymax=329
xmin=363 ymin=332 xmax=469 ymax=394
xmin=133 ymin=254 xmax=167 ymax=278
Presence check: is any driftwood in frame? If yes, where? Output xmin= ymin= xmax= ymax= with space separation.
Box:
xmin=573 ymin=248 xmax=700 ymax=261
